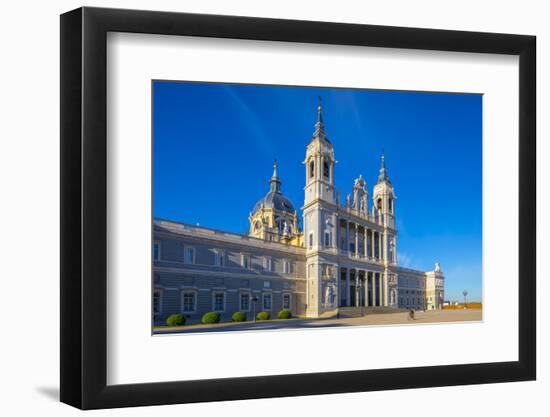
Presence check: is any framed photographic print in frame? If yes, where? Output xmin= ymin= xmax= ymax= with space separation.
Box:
xmin=60 ymin=6 xmax=536 ymax=410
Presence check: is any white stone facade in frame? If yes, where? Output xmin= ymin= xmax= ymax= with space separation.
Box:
xmin=153 ymin=103 xmax=445 ymax=322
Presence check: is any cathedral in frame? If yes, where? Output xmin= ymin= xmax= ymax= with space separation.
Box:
xmin=153 ymin=103 xmax=445 ymax=324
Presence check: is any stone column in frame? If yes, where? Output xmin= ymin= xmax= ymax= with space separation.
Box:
xmin=346 ymin=220 xmax=349 ymax=252
xmin=383 ymin=271 xmax=390 ymax=307
xmin=355 ymin=225 xmax=359 ymax=257
xmin=363 ymin=271 xmax=368 ymax=307
xmin=335 ymin=266 xmax=340 ymax=308
xmin=370 ymin=229 xmax=376 ymax=258
xmin=382 ymin=232 xmax=387 ymax=265
xmin=364 ymin=229 xmax=368 ymax=257
xmin=367 ymin=272 xmax=374 ymax=307
xmin=345 ymin=268 xmax=350 ymax=306
xmin=372 ymin=272 xmax=377 ymax=307
xmin=355 ymin=269 xmax=361 ymax=307
xmin=379 ymin=273 xmax=384 ymax=307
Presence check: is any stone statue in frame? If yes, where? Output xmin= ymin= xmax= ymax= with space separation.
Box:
xmin=435 ymin=262 xmax=441 ymax=272
xmin=283 ymin=221 xmax=290 ymax=235
xmin=324 ymin=283 xmax=336 ymax=307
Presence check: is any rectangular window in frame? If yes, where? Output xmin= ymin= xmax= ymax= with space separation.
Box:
xmin=263 ymin=256 xmax=272 ymax=271
xmin=184 ymin=247 xmax=195 ymax=264
xmin=324 ymin=231 xmax=331 ymax=247
xmin=308 ymin=233 xmax=313 ymax=248
xmin=153 ymin=290 xmax=162 ymax=314
xmin=283 ymin=260 xmax=292 ymax=274
xmin=283 ymin=293 xmax=291 ymax=310
xmin=213 ymin=292 xmax=225 ymax=312
xmin=182 ymin=292 xmax=196 ymax=313
xmin=262 ymin=293 xmax=272 ymax=310
xmin=215 ymin=251 xmax=224 ymax=267
xmin=241 ymin=254 xmax=251 ymax=269
xmin=153 ymin=241 xmax=161 ymax=261
xmin=240 ymin=293 xmax=250 ymax=311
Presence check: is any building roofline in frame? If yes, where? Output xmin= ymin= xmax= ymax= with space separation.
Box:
xmin=154 ymin=218 xmax=306 ymax=253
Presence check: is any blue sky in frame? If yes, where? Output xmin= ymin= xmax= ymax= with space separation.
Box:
xmin=153 ymin=81 xmax=482 ymax=302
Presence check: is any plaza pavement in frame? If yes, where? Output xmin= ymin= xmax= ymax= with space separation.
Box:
xmin=154 ymin=308 xmax=482 ymax=335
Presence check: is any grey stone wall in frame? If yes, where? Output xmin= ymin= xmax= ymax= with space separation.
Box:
xmin=394 ymin=267 xmax=427 ymax=309
xmin=153 ymin=225 xmax=307 ymax=325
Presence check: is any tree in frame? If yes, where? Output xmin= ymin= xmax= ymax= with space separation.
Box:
xmin=462 ymin=290 xmax=468 ymax=307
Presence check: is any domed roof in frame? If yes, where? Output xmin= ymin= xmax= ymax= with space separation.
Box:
xmin=253 ymin=191 xmax=296 ymax=214
xmin=252 ymin=160 xmax=297 ymax=215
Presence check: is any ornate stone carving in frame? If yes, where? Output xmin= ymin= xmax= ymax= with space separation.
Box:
xmin=323 ymin=281 xmax=337 ymax=308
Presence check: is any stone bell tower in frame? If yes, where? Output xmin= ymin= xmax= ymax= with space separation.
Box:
xmin=303 ymin=99 xmax=339 ymax=317
xmin=373 ymin=152 xmax=398 ymax=305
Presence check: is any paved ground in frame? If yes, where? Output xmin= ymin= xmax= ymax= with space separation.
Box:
xmin=154 ymin=309 xmax=483 ymax=335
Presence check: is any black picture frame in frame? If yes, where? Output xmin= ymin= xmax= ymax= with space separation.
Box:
xmin=60 ymin=6 xmax=536 ymax=410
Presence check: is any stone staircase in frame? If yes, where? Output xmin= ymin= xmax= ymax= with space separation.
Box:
xmin=337 ymin=306 xmax=407 ymax=318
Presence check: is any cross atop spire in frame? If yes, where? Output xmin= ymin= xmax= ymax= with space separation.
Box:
xmin=312 ymin=97 xmax=329 ymax=142
xmin=377 ymin=150 xmax=391 ymax=184
xmin=270 ymin=159 xmax=281 ymax=193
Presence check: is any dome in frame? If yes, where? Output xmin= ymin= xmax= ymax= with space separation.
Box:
xmin=252 ymin=160 xmax=297 ymax=215
xmin=253 ymin=191 xmax=296 ymax=214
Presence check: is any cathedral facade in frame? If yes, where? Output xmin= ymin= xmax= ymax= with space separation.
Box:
xmin=153 ymin=103 xmax=445 ymax=324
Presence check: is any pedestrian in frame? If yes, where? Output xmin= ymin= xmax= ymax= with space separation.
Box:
xmin=408 ymin=309 xmax=415 ymax=320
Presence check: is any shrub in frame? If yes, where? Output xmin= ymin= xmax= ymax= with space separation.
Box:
xmin=277 ymin=309 xmax=292 ymax=319
xmin=166 ymin=314 xmax=185 ymax=327
xmin=231 ymin=311 xmax=247 ymax=322
xmin=201 ymin=311 xmax=221 ymax=324
xmin=256 ymin=311 xmax=270 ymax=321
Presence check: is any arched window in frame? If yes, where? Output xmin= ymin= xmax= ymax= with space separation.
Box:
xmin=377 ymin=198 xmax=383 ymax=210
xmin=323 ymin=161 xmax=330 ymax=179
xmin=309 ymin=160 xmax=315 ymax=179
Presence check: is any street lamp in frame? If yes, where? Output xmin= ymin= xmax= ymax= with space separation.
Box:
xmin=252 ymin=296 xmax=258 ymax=322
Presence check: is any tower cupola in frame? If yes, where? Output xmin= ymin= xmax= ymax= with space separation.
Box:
xmin=249 ymin=160 xmax=302 ymax=245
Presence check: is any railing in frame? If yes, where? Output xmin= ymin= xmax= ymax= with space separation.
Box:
xmin=337 ymin=250 xmax=384 ymax=263
xmin=337 ymin=205 xmax=395 ymax=229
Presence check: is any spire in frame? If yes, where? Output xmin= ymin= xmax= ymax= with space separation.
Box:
xmin=377 ymin=151 xmax=391 ymax=184
xmin=312 ymin=97 xmax=329 ymax=142
xmin=270 ymin=159 xmax=281 ymax=193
